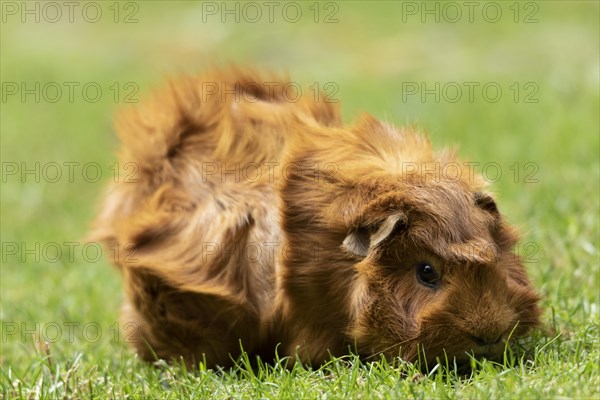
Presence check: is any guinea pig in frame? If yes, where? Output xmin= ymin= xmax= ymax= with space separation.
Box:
xmin=91 ymin=68 xmax=541 ymax=368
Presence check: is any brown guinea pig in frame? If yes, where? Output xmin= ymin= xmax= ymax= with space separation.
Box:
xmin=91 ymin=68 xmax=541 ymax=368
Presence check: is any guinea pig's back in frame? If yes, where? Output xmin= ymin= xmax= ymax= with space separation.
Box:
xmin=90 ymin=68 xmax=341 ymax=327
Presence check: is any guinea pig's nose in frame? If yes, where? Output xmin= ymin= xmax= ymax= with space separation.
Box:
xmin=469 ymin=333 xmax=502 ymax=346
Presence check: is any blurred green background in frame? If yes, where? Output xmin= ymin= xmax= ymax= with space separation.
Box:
xmin=1 ymin=0 xmax=598 ymax=397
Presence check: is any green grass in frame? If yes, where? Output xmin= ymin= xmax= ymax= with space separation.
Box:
xmin=1 ymin=1 xmax=598 ymax=398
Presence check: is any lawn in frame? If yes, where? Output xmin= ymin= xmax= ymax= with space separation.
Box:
xmin=1 ymin=1 xmax=598 ymax=398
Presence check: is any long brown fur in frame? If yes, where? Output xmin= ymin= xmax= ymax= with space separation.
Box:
xmin=91 ymin=68 xmax=541 ymax=368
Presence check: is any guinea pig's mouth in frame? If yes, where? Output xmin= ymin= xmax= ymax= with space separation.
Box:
xmin=472 ymin=342 xmax=507 ymax=356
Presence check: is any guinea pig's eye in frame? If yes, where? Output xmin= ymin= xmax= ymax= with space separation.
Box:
xmin=416 ymin=263 xmax=440 ymax=288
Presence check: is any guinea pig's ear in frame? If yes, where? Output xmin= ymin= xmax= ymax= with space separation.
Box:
xmin=342 ymin=213 xmax=406 ymax=258
xmin=474 ymin=191 xmax=499 ymax=215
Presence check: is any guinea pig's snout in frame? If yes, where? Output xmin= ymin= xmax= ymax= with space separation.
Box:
xmin=454 ymin=290 xmax=517 ymax=354
xmin=462 ymin=319 xmax=510 ymax=351
xmin=468 ymin=332 xmax=503 ymax=347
